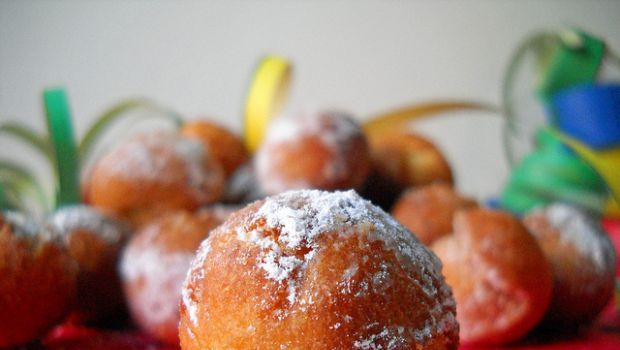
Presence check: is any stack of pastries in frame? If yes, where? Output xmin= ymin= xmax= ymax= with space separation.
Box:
xmin=1 ymin=110 xmax=617 ymax=349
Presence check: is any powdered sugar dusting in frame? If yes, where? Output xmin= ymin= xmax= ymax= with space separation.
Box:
xmin=3 ymin=211 xmax=40 ymax=238
xmin=353 ymin=325 xmax=408 ymax=350
xmin=182 ymin=236 xmax=212 ymax=327
xmin=182 ymin=189 xmax=456 ymax=347
xmin=121 ymin=244 xmax=195 ymax=324
xmin=47 ymin=205 xmax=129 ymax=244
xmin=532 ymin=203 xmax=616 ymax=273
xmin=103 ymin=132 xmax=172 ymax=181
xmin=242 ymin=189 xmax=450 ymax=344
xmin=175 ymin=137 xmax=224 ymax=203
xmin=96 ymin=132 xmax=223 ymax=203
xmin=255 ymin=111 xmax=364 ymax=195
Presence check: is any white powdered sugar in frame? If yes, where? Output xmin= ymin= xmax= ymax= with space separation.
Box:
xmin=104 ymin=132 xmax=172 ymax=181
xmin=262 ymin=110 xmax=360 ymax=147
xmin=182 ymin=236 xmax=212 ymax=327
xmin=98 ymin=132 xmax=223 ymax=202
xmin=47 ymin=205 xmax=129 ymax=244
xmin=121 ymin=243 xmax=195 ymax=324
xmin=174 ymin=137 xmax=224 ymax=202
xmin=3 ymin=210 xmax=41 ymax=238
xmin=353 ymin=326 xmax=407 ymax=350
xmin=533 ymin=203 xmax=616 ymax=273
xmin=243 ymin=190 xmax=450 ymax=342
xmin=255 ymin=111 xmax=363 ymax=195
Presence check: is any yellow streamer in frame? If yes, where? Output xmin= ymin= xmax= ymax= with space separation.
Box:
xmin=243 ymin=55 xmax=292 ymax=153
xmin=551 ymin=130 xmax=620 ymax=206
xmin=363 ymin=101 xmax=498 ymax=137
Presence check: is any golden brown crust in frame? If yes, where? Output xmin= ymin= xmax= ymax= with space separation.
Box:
xmin=180 ymin=190 xmax=458 ymax=349
xmin=432 ymin=208 xmax=553 ymax=345
xmin=181 ymin=120 xmax=249 ymax=178
xmin=391 ymin=184 xmax=477 ymax=245
xmin=121 ymin=209 xmax=223 ymax=345
xmin=368 ymin=132 xmax=453 ymax=188
xmin=523 ymin=204 xmax=616 ymax=329
xmin=0 ymin=214 xmax=77 ymax=348
xmin=84 ymin=132 xmax=225 ymax=227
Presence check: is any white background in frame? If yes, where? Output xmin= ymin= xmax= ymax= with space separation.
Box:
xmin=1 ymin=0 xmax=619 ymax=201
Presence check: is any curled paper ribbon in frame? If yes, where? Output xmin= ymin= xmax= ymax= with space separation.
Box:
xmin=362 ymin=101 xmax=498 ymax=137
xmin=537 ymin=28 xmax=605 ymax=103
xmin=551 ymin=130 xmax=620 ymax=208
xmin=553 ymin=83 xmax=620 ymax=149
xmin=500 ymin=129 xmax=609 ymax=214
xmin=501 ymin=28 xmax=620 ymax=215
xmin=0 ymin=160 xmax=48 ymax=213
xmin=243 ymin=55 xmax=292 ymax=153
xmin=502 ymin=28 xmax=611 ymax=165
xmin=44 ymin=88 xmax=81 ymax=207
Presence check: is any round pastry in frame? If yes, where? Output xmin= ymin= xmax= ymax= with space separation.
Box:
xmin=180 ymin=120 xmax=249 ymax=178
xmin=46 ymin=205 xmax=130 ymax=324
xmin=180 ymin=190 xmax=458 ymax=349
xmin=120 ymin=209 xmax=223 ymax=345
xmin=0 ymin=211 xmax=78 ymax=348
xmin=367 ymin=131 xmax=453 ymax=189
xmin=432 ymin=208 xmax=553 ymax=345
xmin=523 ymin=203 xmax=616 ymax=329
xmin=391 ymin=184 xmax=478 ymax=245
xmin=255 ymin=111 xmax=371 ymax=195
xmin=84 ymin=131 xmax=225 ymax=227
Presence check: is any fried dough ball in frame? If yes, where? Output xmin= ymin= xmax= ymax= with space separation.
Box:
xmin=120 ymin=209 xmax=224 ymax=345
xmin=432 ymin=208 xmax=553 ymax=345
xmin=84 ymin=131 xmax=225 ymax=227
xmin=523 ymin=204 xmax=616 ymax=329
xmin=180 ymin=120 xmax=249 ymax=178
xmin=255 ymin=111 xmax=371 ymax=195
xmin=0 ymin=212 xmax=77 ymax=348
xmin=46 ymin=205 xmax=130 ymax=324
xmin=368 ymin=132 xmax=453 ymax=189
xmin=391 ymin=184 xmax=477 ymax=245
xmin=180 ymin=190 xmax=458 ymax=349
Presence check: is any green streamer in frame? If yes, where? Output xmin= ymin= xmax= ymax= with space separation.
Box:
xmin=0 ymin=160 xmax=49 ymax=213
xmin=0 ymin=121 xmax=53 ymax=161
xmin=43 ymin=88 xmax=80 ymax=207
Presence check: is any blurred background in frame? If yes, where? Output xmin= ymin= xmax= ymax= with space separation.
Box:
xmin=1 ymin=0 xmax=620 ymax=200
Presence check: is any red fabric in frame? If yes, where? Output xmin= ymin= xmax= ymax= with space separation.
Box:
xmin=42 ymin=324 xmax=179 ymax=350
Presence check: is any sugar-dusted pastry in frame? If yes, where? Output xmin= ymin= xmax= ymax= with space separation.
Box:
xmin=180 ymin=190 xmax=458 ymax=349
xmin=181 ymin=120 xmax=249 ymax=178
xmin=120 ymin=209 xmax=223 ymax=345
xmin=367 ymin=132 xmax=453 ymax=189
xmin=523 ymin=203 xmax=616 ymax=329
xmin=0 ymin=212 xmax=77 ymax=348
xmin=84 ymin=131 xmax=225 ymax=227
xmin=391 ymin=183 xmax=477 ymax=245
xmin=432 ymin=208 xmax=553 ymax=345
xmin=46 ymin=205 xmax=130 ymax=324
xmin=255 ymin=111 xmax=371 ymax=195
